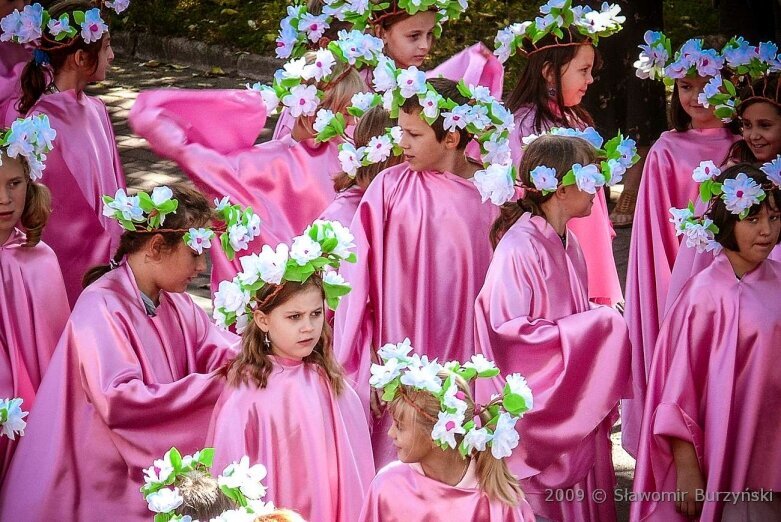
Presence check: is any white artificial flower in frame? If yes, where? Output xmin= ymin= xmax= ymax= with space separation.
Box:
xmin=490 ymin=412 xmax=520 ymax=459
xmin=289 ymin=234 xmax=322 ymax=265
xmin=462 ymin=427 xmax=492 ymax=453
xmin=441 ymin=382 xmax=468 ymax=415
xmin=323 ymin=270 xmax=348 ymax=288
xmin=235 ymin=313 xmax=250 ymax=335
xmin=572 ymin=163 xmax=605 ymax=194
xmin=369 ymin=358 xmax=404 ymax=388
xmin=338 ymin=142 xmax=363 ymax=177
xmin=683 ymin=219 xmax=719 ymax=253
xmin=669 ymin=207 xmax=694 ymax=235
xmin=530 ymin=165 xmax=559 ymax=193
xmin=465 ymin=104 xmax=490 ymax=130
xmin=246 ymin=213 xmax=261 ymax=240
xmin=390 ymin=126 xmax=403 ymax=144
xmin=256 ymin=243 xmax=289 ymax=284
xmin=605 ymin=159 xmax=626 ymax=185
xmin=81 ymin=9 xmax=108 ymax=44
xmin=723 ymin=37 xmax=757 ymax=68
xmin=228 ymin=224 xmax=251 ymax=252
xmin=473 ymin=163 xmax=514 ymax=205
xmin=692 ymin=160 xmax=721 ymax=182
xmin=214 ymin=279 xmax=250 ymax=315
xmin=464 ymin=354 xmax=497 ymax=374
xmin=275 ymin=24 xmax=298 ymax=60
xmin=431 ymin=411 xmax=466 ymax=449
xmin=505 ymin=373 xmax=534 ymax=412
xmin=47 ymin=16 xmax=70 ymax=38
xmin=482 ymin=135 xmax=512 ymax=165
xmin=313 ymin=108 xmax=336 ymax=134
xmin=441 ymin=105 xmax=470 ymax=131
xmin=350 ymin=92 xmax=378 ymax=113
xmin=252 ymin=84 xmax=280 ymax=114
xmin=219 ymin=456 xmax=269 ymax=500
xmin=103 ymin=189 xmax=143 ymax=221
xmin=186 ymin=228 xmax=214 ymax=255
xmin=373 ymin=57 xmax=398 ymax=92
xmin=761 ymin=155 xmax=781 ymax=187
xmin=397 ymin=67 xmax=427 ymax=98
xmin=329 ymin=220 xmax=356 ymax=259
xmin=299 ymin=12 xmax=329 ymax=42
xmin=214 ymin=195 xmax=231 ymax=211
xmin=212 ymin=508 xmax=256 ymax=522
xmin=282 ymin=84 xmax=319 ymax=118
xmin=150 ymin=186 xmax=173 ymax=206
xmin=400 ymin=361 xmax=443 ymax=394
xmin=364 ymin=135 xmax=393 ymax=164
xmin=145 ymin=487 xmax=184 ymax=514
xmin=306 ymin=49 xmax=336 ymax=81
xmin=722 ymin=172 xmax=765 ymax=215
xmin=377 ymin=338 xmax=413 ymax=362
xmin=105 ymin=0 xmax=130 ymax=14
xmin=420 ymin=90 xmax=443 ymax=120
xmin=0 ymin=398 xmax=27 ymax=440
xmin=697 ymin=75 xmax=723 ymax=108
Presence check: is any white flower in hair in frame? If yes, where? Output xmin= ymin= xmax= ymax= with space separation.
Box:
xmin=351 ymin=92 xmax=378 ymax=113
xmin=400 ymin=360 xmax=443 ymax=394
xmin=697 ymin=75 xmax=723 ymax=108
xmin=420 ymin=90 xmax=443 ymax=120
xmin=235 ymin=313 xmax=250 ymax=334
xmin=186 ymin=228 xmax=214 ymax=255
xmin=328 ymin=220 xmax=356 ymax=260
xmin=463 ymin=426 xmax=492 ymax=453
xmin=47 ymin=16 xmax=71 ymax=38
xmin=26 ymin=155 xmax=45 ymax=182
xmin=306 ymin=49 xmax=336 ymax=81
xmin=275 ymin=24 xmax=298 ymax=60
xmin=228 ymin=223 xmax=252 ymax=251
xmin=465 ymin=104 xmax=490 ymax=130
xmin=683 ymin=219 xmax=719 ymax=253
xmin=151 ymin=186 xmax=174 ymax=206
xmin=535 ymin=13 xmax=558 ymax=32
xmin=397 ymin=67 xmax=427 ymax=98
xmin=464 ymin=354 xmax=497 ymax=374
xmin=473 ymin=163 xmax=515 ymax=205
xmin=143 ymin=452 xmax=175 ymax=486
xmin=390 ymin=126 xmax=403 ymax=144
xmin=377 ymin=338 xmax=413 ymax=362
xmin=256 ymin=243 xmax=289 ymax=285
xmin=5 ymin=118 xmax=35 ymax=158
xmin=280 ymin=57 xmax=309 ymax=80
xmin=692 ymin=160 xmax=721 ymax=182
xmin=505 ymin=373 xmax=534 ymax=411
xmin=145 ymin=487 xmax=184 ymax=514
xmin=762 ymin=156 xmax=781 ymax=186
xmin=722 ymin=173 xmax=765 ymax=215
xmin=213 ymin=509 xmax=255 ymax=522
xmin=247 ymin=213 xmax=261 ymax=239
xmin=282 ymin=84 xmax=319 ymax=118
xmin=1 ymin=4 xmax=43 ymax=44
xmin=219 ymin=456 xmax=268 ymax=500
xmin=338 ymin=143 xmax=363 ymax=177
xmin=572 ymin=163 xmax=605 ymax=194
xmin=482 ymin=135 xmax=512 ymax=165
xmin=490 ymin=412 xmax=520 ymax=459
xmin=323 ymin=270 xmax=349 ymax=288
xmin=81 ymin=9 xmax=108 ymax=44
xmin=669 ymin=207 xmax=694 ymax=235
xmin=0 ymin=11 xmax=22 ymax=43
xmin=299 ymin=12 xmax=329 ymax=42
xmin=103 ymin=189 xmax=143 ymax=221
xmin=105 ymin=0 xmax=131 ymax=14
xmin=490 ymin=101 xmax=515 ymax=133
xmin=441 ymin=382 xmax=468 ymax=415
xmin=441 ymin=105 xmax=470 ymax=131
xmin=0 ymin=398 xmax=27 ymax=440
xmin=365 ymin=135 xmax=393 ymax=164
xmin=369 ymin=358 xmax=404 ymax=388
xmin=313 ymin=109 xmax=336 ymax=134
xmin=758 ymin=42 xmax=778 ymax=62
xmin=431 ymin=411 xmax=466 ymax=449
xmin=214 ymin=279 xmax=251 ymax=315
xmin=248 ymin=83 xmax=280 ymax=114
xmin=214 ymin=195 xmax=231 ymax=212
xmin=530 ymin=166 xmax=558 ymax=193
xmin=522 ymin=134 xmax=541 ymax=146
xmin=290 ymin=234 xmax=323 ymax=265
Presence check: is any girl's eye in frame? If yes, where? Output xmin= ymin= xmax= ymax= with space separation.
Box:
xmin=770 ymin=215 xmax=781 ymax=221
xmin=288 ymin=314 xmax=300 ymax=320
xmin=312 ymin=310 xmax=323 ymax=317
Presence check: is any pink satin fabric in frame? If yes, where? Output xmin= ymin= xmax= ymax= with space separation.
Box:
xmin=473 ymin=213 xmax=631 ymax=522
xmin=622 ymin=127 xmax=738 ymax=458
xmin=0 ymin=263 xmax=239 ymax=520
xmin=632 ymin=254 xmax=781 ymax=522
xmin=509 ymin=105 xmax=622 ymax=306
xmin=333 ymin=163 xmax=498 ymax=467
xmin=30 ymin=90 xmax=125 ymax=306
xmin=207 ymin=356 xmax=374 ymax=522
xmin=129 ymin=88 xmax=340 ymax=291
xmin=0 ymin=42 xmax=29 ymax=127
xmin=318 ymin=185 xmax=365 ymax=226
xmin=0 ymin=229 xmax=69 ymax=482
xmin=359 ymin=460 xmax=535 ymax=521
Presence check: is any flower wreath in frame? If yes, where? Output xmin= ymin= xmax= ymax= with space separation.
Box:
xmin=494 ymin=0 xmax=625 ymax=64
xmin=0 ymin=1 xmax=128 ymax=52
xmin=102 ymin=189 xmax=261 ymax=260
xmin=0 ymin=398 xmax=27 ymax=441
xmin=212 ymin=219 xmax=356 ymax=332
xmin=275 ymin=2 xmax=332 ymax=60
xmin=669 ymin=155 xmax=781 ymax=254
xmin=0 ymin=114 xmax=56 ymax=181
xmin=370 ymin=339 xmax=533 ymax=459
xmin=520 ymin=128 xmax=640 ymax=195
xmin=141 ymin=448 xmax=274 ymax=522
xmin=323 ymin=0 xmax=468 ymax=38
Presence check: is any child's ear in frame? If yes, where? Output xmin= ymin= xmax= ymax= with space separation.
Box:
xmin=443 ymin=129 xmax=461 ymax=150
xmin=253 ymin=309 xmax=270 ymax=333
xmin=542 ymin=61 xmax=556 ymax=86
xmin=146 ymin=234 xmax=166 ymax=261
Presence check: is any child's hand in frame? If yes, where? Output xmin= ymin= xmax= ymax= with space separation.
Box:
xmin=675 ymin=464 xmax=704 ymax=518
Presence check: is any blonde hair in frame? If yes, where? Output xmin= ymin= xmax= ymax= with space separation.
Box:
xmin=174 ymin=469 xmax=237 ymax=520
xmin=254 ymin=509 xmax=307 ymax=522
xmin=389 ymin=371 xmax=523 ymax=506
xmin=0 ymin=152 xmax=52 ymax=248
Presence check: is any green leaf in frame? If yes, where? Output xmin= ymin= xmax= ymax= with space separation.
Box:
xmin=137 ymin=192 xmax=154 ymax=212
xmin=199 ymin=448 xmax=215 ymax=467
xmin=382 ymin=379 xmax=399 ymax=402
xmin=72 ymin=10 xmax=85 ymax=25
xmin=724 ymin=80 xmax=737 ymax=97
xmin=502 ymin=393 xmax=527 ymax=415
xmin=478 ymin=368 xmax=500 ymax=378
xmin=168 ymin=447 xmax=183 ymax=471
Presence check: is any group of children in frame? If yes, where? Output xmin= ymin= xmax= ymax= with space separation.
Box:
xmin=0 ymin=0 xmax=779 ymax=521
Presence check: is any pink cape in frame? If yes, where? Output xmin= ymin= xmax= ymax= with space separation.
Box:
xmin=0 ymin=42 xmax=29 ymax=127
xmin=333 ymin=162 xmax=498 ymax=467
xmin=621 ymin=127 xmax=738 ymax=458
xmin=30 ymin=89 xmax=125 ymax=306
xmin=631 ymin=254 xmax=781 ymax=522
xmin=359 ymin=460 xmax=535 ymax=521
xmin=129 ymin=88 xmax=340 ymax=291
xmin=318 ymin=185 xmax=365 ymax=226
xmin=0 ymin=229 xmax=69 ymax=481
xmin=0 ymin=263 xmax=239 ymax=520
xmin=508 ymin=105 xmax=621 ymax=306
xmin=473 ymin=213 xmax=631 ymax=522
xmin=207 ymin=356 xmax=374 ymax=522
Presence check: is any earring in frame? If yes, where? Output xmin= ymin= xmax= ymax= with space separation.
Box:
xmin=264 ymin=333 xmax=271 ymax=348
xmin=547 ymin=86 xmax=557 ymax=98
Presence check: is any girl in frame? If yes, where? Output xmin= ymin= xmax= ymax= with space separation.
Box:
xmin=2 ymin=0 xmax=127 ymax=306
xmin=475 ymin=135 xmax=631 ymax=522
xmin=207 ymin=221 xmax=374 ymax=522
xmin=0 ymin=1 xmax=31 ymax=126
xmin=500 ymin=2 xmax=625 ymax=307
xmin=623 ymin=35 xmax=740 ymax=457
xmin=0 ymin=115 xmax=69 ymax=482
xmin=0 ymin=185 xmax=240 ymax=521
xmin=361 ymin=348 xmax=535 ymax=521
xmin=632 ymin=163 xmax=781 ymax=521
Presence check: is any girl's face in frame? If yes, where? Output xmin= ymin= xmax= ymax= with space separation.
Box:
xmin=86 ymin=34 xmax=114 ymax=83
xmin=153 ymin=240 xmax=207 ymax=294
xmin=0 ymin=155 xmax=28 ymax=244
xmin=388 ymin=402 xmax=434 ymax=463
xmin=559 ymin=181 xmax=596 ymax=219
xmin=741 ymin=101 xmax=781 ymax=162
xmin=728 ymin=202 xmax=781 ymax=273
xmin=378 ymin=11 xmax=436 ymax=68
xmin=555 ymin=44 xmax=595 ymax=107
xmin=255 ymin=285 xmax=324 ymax=361
xmin=676 ymin=76 xmax=722 ymax=129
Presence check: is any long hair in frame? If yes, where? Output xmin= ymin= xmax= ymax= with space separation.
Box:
xmin=490 ymin=135 xmax=597 ymax=247
xmin=727 ymin=73 xmax=781 ymax=164
xmin=389 ymin=371 xmax=523 ymax=506
xmin=18 ymin=0 xmax=105 ymax=115
xmin=224 ymin=276 xmax=345 ymax=394
xmin=1 ymin=152 xmax=52 ymax=247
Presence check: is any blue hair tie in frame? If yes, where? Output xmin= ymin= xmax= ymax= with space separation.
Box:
xmin=33 ymin=49 xmax=50 ymax=66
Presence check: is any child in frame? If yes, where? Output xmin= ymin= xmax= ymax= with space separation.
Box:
xmin=623 ymin=35 xmax=741 ymax=457
xmin=0 ymin=114 xmax=69 ymax=482
xmin=497 ymin=1 xmax=626 ymax=307
xmin=1 ymin=0 xmax=128 ymax=306
xmin=474 ymin=135 xmax=631 ymax=522
xmin=632 ymin=163 xmax=781 ymax=521
xmin=0 ymin=1 xmax=31 ymax=126
xmin=207 ymin=220 xmax=374 ymax=522
xmin=0 ymin=185 xmax=241 ymax=521
xmin=361 ymin=346 xmax=535 ymax=521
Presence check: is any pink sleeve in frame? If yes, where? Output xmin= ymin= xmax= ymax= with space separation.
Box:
xmin=427 ymin=42 xmax=505 ymax=98
xmin=185 ymin=296 xmax=240 ymax=373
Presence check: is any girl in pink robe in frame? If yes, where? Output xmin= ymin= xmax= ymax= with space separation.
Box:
xmin=632 ymin=163 xmax=781 ymax=521
xmin=0 ymin=185 xmax=240 ymax=520
xmin=474 ymin=135 xmax=631 ymax=522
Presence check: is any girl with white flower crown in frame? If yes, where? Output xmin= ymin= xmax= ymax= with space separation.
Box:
xmin=477 ymin=134 xmax=631 ymax=522
xmin=206 ymin=221 xmax=374 ymax=522
xmin=633 ymin=163 xmax=781 ymax=522
xmin=1 ymin=0 xmax=128 ymax=306
xmin=0 ymin=114 xmax=69 ymax=484
xmin=0 ymin=184 xmax=241 ymax=521
xmin=0 ymin=0 xmax=30 ymax=126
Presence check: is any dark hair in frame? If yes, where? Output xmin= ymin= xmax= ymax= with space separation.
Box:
xmin=333 ymin=106 xmax=402 ymax=192
xmin=490 ymin=135 xmax=598 ymax=247
xmin=371 ymin=0 xmax=435 ymax=30
xmin=505 ymin=33 xmax=597 ymax=133
xmin=81 ymin=184 xmax=213 ymax=287
xmin=400 ymin=77 xmax=470 ymax=149
xmin=224 ymin=276 xmax=345 ymax=394
xmin=174 ymin=469 xmax=237 ymax=520
xmin=18 ymin=0 xmax=106 ymax=115
xmin=707 ymin=163 xmax=781 ymax=251
xmin=727 ymin=73 xmax=781 ymax=163
xmin=0 ymin=152 xmax=52 ymax=247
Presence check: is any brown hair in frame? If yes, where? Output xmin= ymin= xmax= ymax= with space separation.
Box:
xmin=370 ymin=0 xmax=434 ymax=30
xmin=18 ymin=0 xmax=106 ymax=115
xmin=389 ymin=371 xmax=523 ymax=506
xmin=400 ymin=77 xmax=470 ymax=149
xmin=727 ymin=73 xmax=781 ymax=164
xmin=490 ymin=134 xmax=598 ymax=247
xmin=224 ymin=276 xmax=345 ymax=394
xmin=81 ymin=183 xmax=213 ymax=287
xmin=1 ymin=152 xmax=52 ymax=247
xmin=254 ymin=509 xmax=306 ymax=522
xmin=333 ymin=105 xmax=402 ymax=192
xmin=505 ymin=33 xmax=597 ymax=133
xmin=707 ymin=163 xmax=781 ymax=251
xmin=174 ymin=469 xmax=237 ymax=520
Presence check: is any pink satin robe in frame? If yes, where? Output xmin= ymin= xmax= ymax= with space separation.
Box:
xmin=333 ymin=163 xmax=498 ymax=467
xmin=359 ymin=460 xmax=535 ymax=521
xmin=631 ymin=254 xmax=781 ymax=522
xmin=0 ymin=42 xmax=29 ymax=127
xmin=0 ymin=229 xmax=69 ymax=482
xmin=129 ymin=88 xmax=340 ymax=291
xmin=0 ymin=263 xmax=239 ymax=520
xmin=622 ymin=127 xmax=738 ymax=458
xmin=30 ymin=90 xmax=125 ymax=306
xmin=318 ymin=185 xmax=364 ymax=227
xmin=508 ymin=105 xmax=622 ymax=306
xmin=473 ymin=213 xmax=631 ymax=522
xmin=207 ymin=356 xmax=374 ymax=522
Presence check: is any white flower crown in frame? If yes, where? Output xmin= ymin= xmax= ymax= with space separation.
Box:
xmin=323 ymin=0 xmax=468 ymax=38
xmin=0 ymin=114 xmax=56 ymax=182
xmin=0 ymin=398 xmax=27 ymax=441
